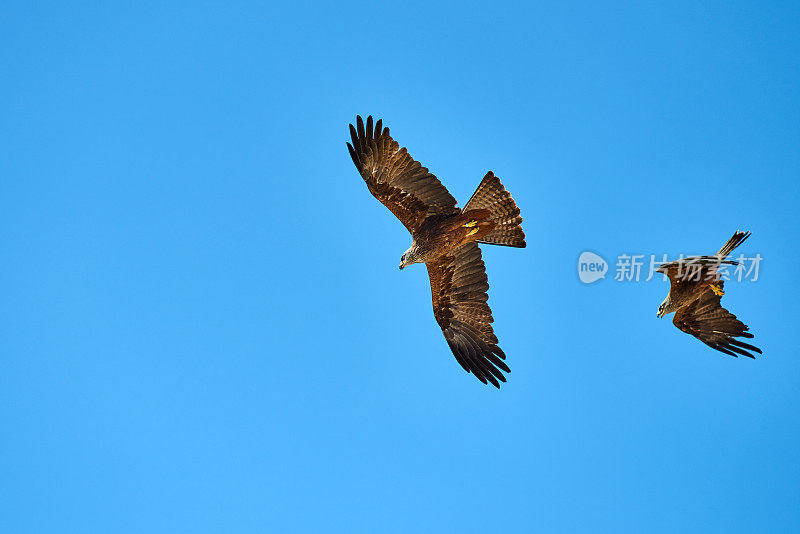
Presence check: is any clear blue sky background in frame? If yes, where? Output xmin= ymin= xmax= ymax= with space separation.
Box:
xmin=2 ymin=2 xmax=799 ymax=532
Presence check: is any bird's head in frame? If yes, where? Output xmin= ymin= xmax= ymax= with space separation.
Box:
xmin=399 ymin=243 xmax=422 ymax=270
xmin=657 ymin=296 xmax=674 ymax=318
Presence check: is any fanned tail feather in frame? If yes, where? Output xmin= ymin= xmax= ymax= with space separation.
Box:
xmin=463 ymin=172 xmax=526 ymax=248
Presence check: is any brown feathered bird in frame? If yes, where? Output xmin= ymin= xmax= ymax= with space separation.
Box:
xmin=656 ymin=231 xmax=762 ymax=358
xmin=347 ymin=115 xmax=526 ymax=387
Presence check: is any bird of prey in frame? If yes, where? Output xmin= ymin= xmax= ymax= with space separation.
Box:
xmin=656 ymin=231 xmax=762 ymax=358
xmin=347 ymin=115 xmax=526 ymax=387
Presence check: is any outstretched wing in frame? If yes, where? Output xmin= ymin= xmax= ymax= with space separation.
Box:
xmin=426 ymin=243 xmax=510 ymax=387
xmin=347 ymin=115 xmax=459 ymax=233
xmin=657 ymin=257 xmax=737 ymax=286
xmin=672 ymin=283 xmax=762 ymax=358
xmin=656 ymin=231 xmax=750 ymax=284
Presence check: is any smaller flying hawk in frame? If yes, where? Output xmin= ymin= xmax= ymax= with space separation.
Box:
xmin=347 ymin=115 xmax=526 ymax=387
xmin=656 ymin=231 xmax=762 ymax=358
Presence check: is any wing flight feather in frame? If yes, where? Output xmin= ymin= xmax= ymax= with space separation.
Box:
xmin=672 ymin=283 xmax=762 ymax=358
xmin=347 ymin=115 xmax=458 ymax=233
xmin=427 ymin=243 xmax=510 ymax=387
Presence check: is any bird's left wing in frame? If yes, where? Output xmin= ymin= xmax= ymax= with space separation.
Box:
xmin=426 ymin=243 xmax=510 ymax=387
xmin=347 ymin=115 xmax=459 ymax=233
xmin=672 ymin=283 xmax=762 ymax=358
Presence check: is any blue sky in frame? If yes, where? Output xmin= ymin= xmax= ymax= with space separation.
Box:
xmin=2 ymin=1 xmax=799 ymax=532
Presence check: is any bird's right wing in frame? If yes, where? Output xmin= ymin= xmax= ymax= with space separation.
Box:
xmin=656 ymin=231 xmax=751 ymax=285
xmin=656 ymin=257 xmax=737 ymax=286
xmin=347 ymin=115 xmax=459 ymax=233
xmin=717 ymin=230 xmax=750 ymax=258
xmin=672 ymin=283 xmax=762 ymax=358
xmin=426 ymin=243 xmax=510 ymax=387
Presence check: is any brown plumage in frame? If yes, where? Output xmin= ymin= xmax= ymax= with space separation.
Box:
xmin=656 ymin=231 xmax=762 ymax=358
xmin=347 ymin=115 xmax=526 ymax=387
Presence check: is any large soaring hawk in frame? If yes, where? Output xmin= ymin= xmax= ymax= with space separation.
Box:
xmin=656 ymin=231 xmax=762 ymax=358
xmin=347 ymin=115 xmax=526 ymax=387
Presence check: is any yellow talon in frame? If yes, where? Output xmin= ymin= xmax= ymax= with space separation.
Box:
xmin=464 ymin=220 xmax=477 ymax=228
xmin=710 ymin=284 xmax=725 ymax=296
xmin=467 ymin=227 xmax=480 ymax=236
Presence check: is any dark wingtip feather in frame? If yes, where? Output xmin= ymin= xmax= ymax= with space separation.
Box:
xmin=718 ymin=230 xmax=752 ymax=258
xmin=485 ymin=352 xmax=511 ymax=374
xmin=709 ymin=343 xmax=739 ymax=357
xmin=731 ymin=338 xmax=762 ymax=355
xmin=346 ymin=142 xmax=358 ymax=168
xmin=356 ymin=115 xmax=365 ymax=140
xmin=724 ymin=343 xmax=755 ymax=358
